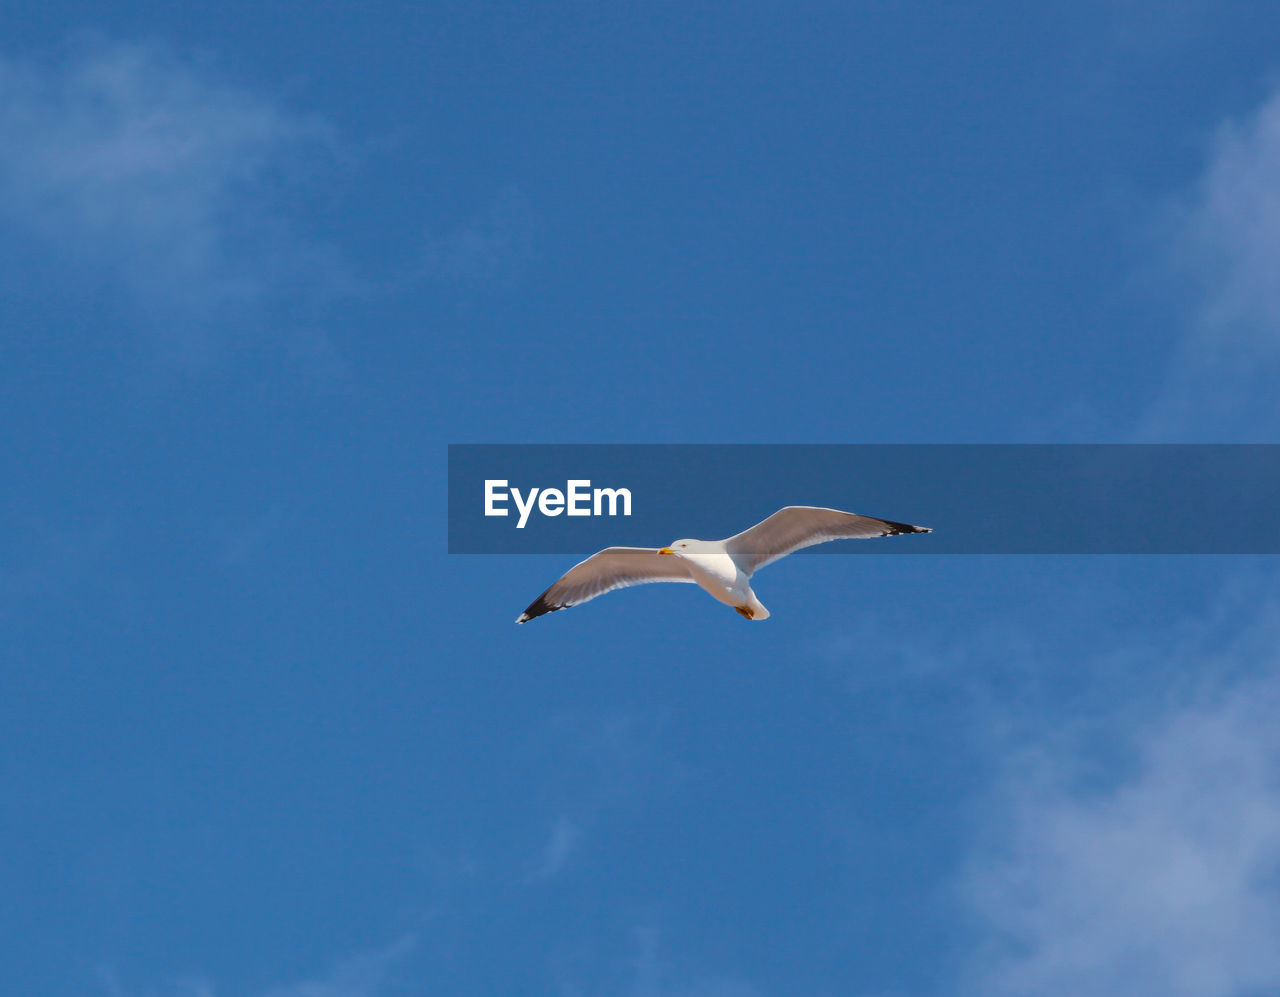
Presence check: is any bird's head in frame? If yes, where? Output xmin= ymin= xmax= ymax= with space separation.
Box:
xmin=657 ymin=540 xmax=697 ymax=558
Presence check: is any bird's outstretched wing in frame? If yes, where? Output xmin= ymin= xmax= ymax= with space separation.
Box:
xmin=517 ymin=547 xmax=696 ymax=623
xmin=725 ymin=506 xmax=931 ymax=575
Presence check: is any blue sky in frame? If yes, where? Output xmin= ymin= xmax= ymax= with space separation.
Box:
xmin=4 ymin=3 xmax=1280 ymax=995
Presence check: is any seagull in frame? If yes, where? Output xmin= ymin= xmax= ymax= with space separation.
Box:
xmin=516 ymin=505 xmax=931 ymax=623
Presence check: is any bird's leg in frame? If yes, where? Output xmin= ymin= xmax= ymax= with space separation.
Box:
xmin=735 ymin=606 xmax=754 ymax=619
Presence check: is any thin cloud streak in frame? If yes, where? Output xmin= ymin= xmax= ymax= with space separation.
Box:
xmin=415 ymin=183 xmax=538 ymax=311
xmin=97 ymin=933 xmax=417 ymax=997
xmin=552 ymin=916 xmax=760 ymax=997
xmin=526 ymin=814 xmax=585 ymax=884
xmin=261 ymin=934 xmax=417 ymax=997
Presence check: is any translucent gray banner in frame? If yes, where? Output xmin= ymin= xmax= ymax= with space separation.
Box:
xmin=448 ymin=445 xmax=1280 ymax=554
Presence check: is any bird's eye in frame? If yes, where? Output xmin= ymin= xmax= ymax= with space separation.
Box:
xmin=681 ymin=543 xmax=687 ymax=547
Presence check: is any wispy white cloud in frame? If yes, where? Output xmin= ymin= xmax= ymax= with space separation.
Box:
xmin=98 ymin=933 xmax=416 ymax=997
xmin=0 ymin=34 xmax=537 ymax=374
xmin=1142 ymin=86 xmax=1280 ymax=438
xmin=0 ymin=35 xmax=338 ymax=366
xmin=961 ymin=601 xmax=1280 ymax=997
xmin=1185 ymin=94 xmax=1280 ymax=329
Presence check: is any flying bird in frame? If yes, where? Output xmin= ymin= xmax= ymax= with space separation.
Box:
xmin=516 ymin=505 xmax=931 ymax=623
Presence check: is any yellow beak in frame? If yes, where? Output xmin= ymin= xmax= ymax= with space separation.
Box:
xmin=657 ymin=547 xmax=675 ymax=555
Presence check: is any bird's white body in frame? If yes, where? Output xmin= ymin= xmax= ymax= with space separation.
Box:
xmin=671 ymin=540 xmax=770 ymax=619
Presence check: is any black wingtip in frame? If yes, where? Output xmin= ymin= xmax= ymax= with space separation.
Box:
xmin=515 ymin=591 xmax=564 ymax=624
xmin=882 ymin=519 xmax=932 ymax=535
